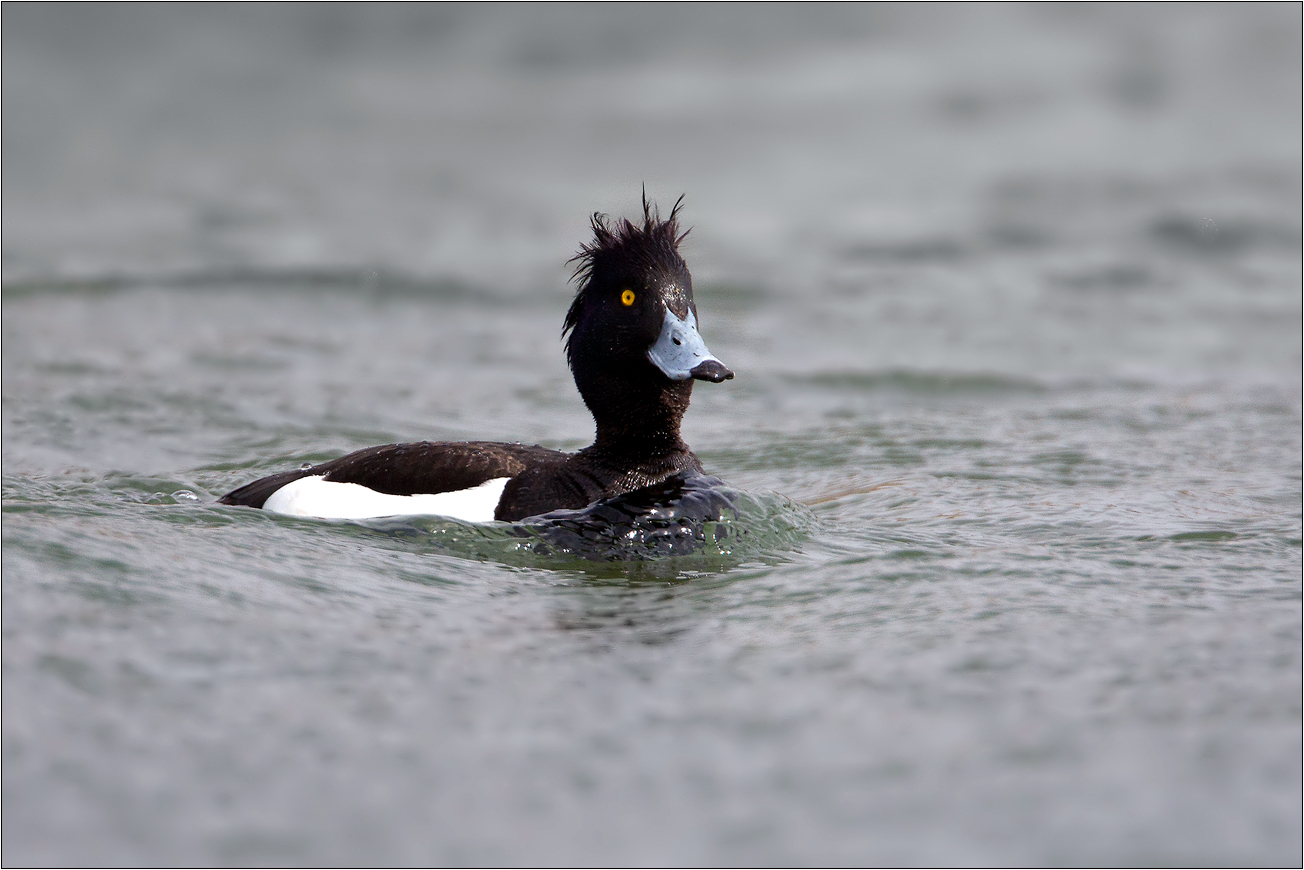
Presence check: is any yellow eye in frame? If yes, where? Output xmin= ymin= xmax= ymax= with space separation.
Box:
xmin=621 ymin=289 xmax=636 ymax=307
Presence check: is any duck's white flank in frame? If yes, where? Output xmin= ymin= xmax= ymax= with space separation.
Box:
xmin=263 ymin=475 xmax=511 ymax=522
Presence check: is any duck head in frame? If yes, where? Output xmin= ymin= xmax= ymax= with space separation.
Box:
xmin=564 ymin=196 xmax=733 ymax=452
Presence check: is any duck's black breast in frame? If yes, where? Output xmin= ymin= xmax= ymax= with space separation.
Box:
xmin=218 ymin=441 xmax=566 ymax=510
xmin=514 ymin=470 xmax=741 ymax=561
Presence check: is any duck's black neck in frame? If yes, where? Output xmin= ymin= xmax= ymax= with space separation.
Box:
xmin=582 ymin=378 xmax=696 ymax=464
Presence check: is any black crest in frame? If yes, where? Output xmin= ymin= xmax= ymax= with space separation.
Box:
xmin=563 ymin=193 xmax=691 ymax=344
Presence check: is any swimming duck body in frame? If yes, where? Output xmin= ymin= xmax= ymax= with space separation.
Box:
xmin=218 ymin=197 xmax=733 ymax=523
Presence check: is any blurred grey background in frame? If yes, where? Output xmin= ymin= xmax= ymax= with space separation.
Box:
xmin=4 ymin=3 xmax=1299 ymax=293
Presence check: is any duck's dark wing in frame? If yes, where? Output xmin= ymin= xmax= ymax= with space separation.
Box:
xmin=495 ymin=446 xmax=707 ymax=522
xmin=218 ymin=441 xmax=567 ymax=509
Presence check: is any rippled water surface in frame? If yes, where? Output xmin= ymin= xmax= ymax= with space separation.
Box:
xmin=3 ymin=6 xmax=1301 ymax=866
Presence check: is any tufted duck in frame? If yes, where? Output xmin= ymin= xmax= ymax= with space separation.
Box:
xmin=218 ymin=196 xmax=733 ymax=522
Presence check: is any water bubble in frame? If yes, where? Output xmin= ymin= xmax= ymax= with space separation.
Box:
xmin=171 ymin=490 xmax=199 ymax=503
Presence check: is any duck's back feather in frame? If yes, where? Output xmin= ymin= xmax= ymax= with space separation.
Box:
xmin=218 ymin=441 xmax=566 ymax=510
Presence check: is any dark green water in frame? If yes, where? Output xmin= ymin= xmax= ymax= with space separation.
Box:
xmin=4 ymin=6 xmax=1300 ymax=866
